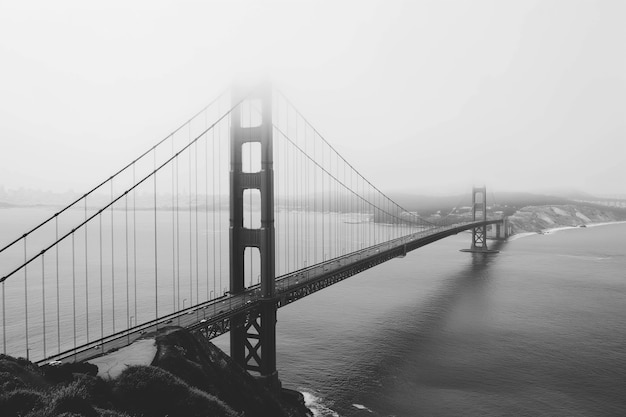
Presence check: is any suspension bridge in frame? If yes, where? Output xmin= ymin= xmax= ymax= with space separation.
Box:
xmin=0 ymin=83 xmax=508 ymax=390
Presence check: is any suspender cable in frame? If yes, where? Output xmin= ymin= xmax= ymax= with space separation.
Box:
xmin=133 ymin=163 xmax=138 ymax=324
xmin=41 ymin=253 xmax=46 ymax=358
xmin=212 ymin=128 xmax=216 ymax=300
xmin=154 ymin=150 xmax=159 ymax=320
xmin=189 ymin=125 xmax=193 ymax=305
xmin=99 ymin=214 xmax=103 ymax=341
xmin=285 ymin=109 xmax=290 ymax=272
xmin=72 ymin=232 xmax=76 ymax=352
xmin=125 ymin=193 xmax=129 ymax=333
xmin=111 ymin=180 xmax=115 ymax=333
xmin=218 ymin=111 xmax=222 ymax=295
xmin=84 ymin=199 xmax=89 ymax=341
xmin=172 ymin=137 xmax=176 ymax=311
xmin=195 ymin=141 xmax=199 ymax=304
xmin=56 ymin=216 xmax=60 ymax=353
xmin=176 ymin=155 xmax=181 ymax=311
xmin=205 ymin=122 xmax=210 ymax=300
xmin=1 ymin=101 xmax=240 ymax=288
xmin=313 ymin=124 xmax=317 ymax=265
xmin=0 ymin=90 xmax=228 ymax=261
xmin=2 ymin=280 xmax=4 ymax=354
xmin=295 ymin=115 xmax=299 ymax=268
xmin=24 ymin=238 xmax=29 ymax=358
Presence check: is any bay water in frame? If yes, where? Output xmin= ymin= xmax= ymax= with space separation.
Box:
xmin=266 ymin=223 xmax=626 ymax=416
xmin=2 ymin=207 xmax=625 ymax=416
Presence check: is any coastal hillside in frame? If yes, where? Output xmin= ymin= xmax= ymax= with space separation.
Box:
xmin=0 ymin=327 xmax=311 ymax=417
xmin=507 ymin=204 xmax=626 ymax=234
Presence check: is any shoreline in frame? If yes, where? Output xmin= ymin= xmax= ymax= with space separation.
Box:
xmin=508 ymin=220 xmax=626 ymax=241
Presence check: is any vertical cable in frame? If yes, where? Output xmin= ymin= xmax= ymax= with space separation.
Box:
xmin=294 ymin=114 xmax=298 ymax=269
xmin=41 ymin=253 xmax=46 ymax=358
xmin=312 ymin=125 xmax=318 ymax=263
xmin=304 ymin=122 xmax=309 ymax=267
xmin=84 ymin=199 xmax=89 ymax=341
xmin=212 ymin=127 xmax=216 ymax=299
xmin=72 ymin=232 xmax=76 ymax=351
xmin=1 ymin=280 xmax=5 ymax=354
xmin=133 ymin=163 xmax=137 ymax=323
xmin=126 ymin=194 xmax=130 ymax=330
xmin=99 ymin=214 xmax=103 ymax=340
xmin=154 ymin=150 xmax=159 ymax=320
xmin=218 ymin=113 xmax=222 ymax=294
xmin=111 ymin=181 xmax=115 ymax=333
xmin=176 ymin=156 xmax=181 ymax=310
xmin=172 ymin=138 xmax=176 ymax=311
xmin=55 ymin=216 xmax=60 ymax=352
xmin=195 ymin=141 xmax=199 ymax=303
xmin=205 ymin=113 xmax=210 ymax=301
xmin=24 ymin=237 xmax=29 ymax=358
xmin=285 ymin=108 xmax=290 ymax=272
xmin=321 ymin=137 xmax=324 ymax=262
xmin=189 ymin=126 xmax=193 ymax=304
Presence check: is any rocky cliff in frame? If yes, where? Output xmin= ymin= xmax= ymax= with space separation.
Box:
xmin=507 ymin=204 xmax=626 ymax=234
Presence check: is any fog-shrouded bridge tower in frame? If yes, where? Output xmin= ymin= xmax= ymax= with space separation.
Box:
xmin=229 ymin=83 xmax=280 ymax=390
xmin=461 ymin=186 xmax=500 ymax=253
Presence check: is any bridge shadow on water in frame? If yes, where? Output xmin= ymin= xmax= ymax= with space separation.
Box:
xmin=331 ymin=239 xmax=509 ymax=416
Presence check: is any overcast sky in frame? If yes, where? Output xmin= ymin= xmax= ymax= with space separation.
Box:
xmin=0 ymin=0 xmax=624 ymax=197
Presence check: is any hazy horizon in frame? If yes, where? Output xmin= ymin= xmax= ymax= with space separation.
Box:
xmin=1 ymin=0 xmax=624 ymax=197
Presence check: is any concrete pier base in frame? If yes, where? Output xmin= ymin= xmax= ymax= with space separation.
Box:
xmin=460 ymin=247 xmax=499 ymax=254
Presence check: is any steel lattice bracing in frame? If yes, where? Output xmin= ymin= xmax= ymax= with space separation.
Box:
xmin=460 ymin=186 xmax=500 ymax=254
xmin=472 ymin=186 xmax=488 ymax=249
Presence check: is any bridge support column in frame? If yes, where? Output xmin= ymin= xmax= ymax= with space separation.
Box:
xmin=229 ymin=82 xmax=280 ymax=391
xmin=461 ymin=186 xmax=499 ymax=253
xmin=495 ymin=217 xmax=509 ymax=240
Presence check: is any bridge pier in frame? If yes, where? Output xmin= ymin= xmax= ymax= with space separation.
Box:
xmin=494 ymin=217 xmax=510 ymax=240
xmin=461 ymin=186 xmax=499 ymax=253
xmin=229 ymin=82 xmax=281 ymax=391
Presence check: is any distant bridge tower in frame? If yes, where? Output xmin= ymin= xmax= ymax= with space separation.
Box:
xmin=229 ymin=83 xmax=280 ymax=391
xmin=461 ymin=186 xmax=499 ymax=253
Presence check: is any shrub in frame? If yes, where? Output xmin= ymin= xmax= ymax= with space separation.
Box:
xmin=112 ymin=365 xmax=239 ymax=417
xmin=0 ymin=357 xmax=47 ymax=390
xmin=0 ymin=370 xmax=27 ymax=392
xmin=0 ymin=388 xmax=45 ymax=416
xmin=41 ymin=361 xmax=98 ymax=385
xmin=45 ymin=382 xmax=99 ymax=417
xmin=68 ymin=374 xmax=112 ymax=409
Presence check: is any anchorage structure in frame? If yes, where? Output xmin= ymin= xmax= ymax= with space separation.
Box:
xmin=229 ymin=83 xmax=280 ymax=390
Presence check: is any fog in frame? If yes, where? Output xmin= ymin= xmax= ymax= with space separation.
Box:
xmin=0 ymin=0 xmax=624 ymax=197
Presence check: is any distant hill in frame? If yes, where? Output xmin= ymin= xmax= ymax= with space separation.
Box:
xmin=389 ymin=191 xmax=574 ymax=216
xmin=507 ymin=204 xmax=626 ymax=233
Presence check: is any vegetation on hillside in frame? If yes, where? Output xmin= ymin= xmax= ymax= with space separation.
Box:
xmin=0 ymin=328 xmax=312 ymax=417
xmin=0 ymin=353 xmax=238 ymax=417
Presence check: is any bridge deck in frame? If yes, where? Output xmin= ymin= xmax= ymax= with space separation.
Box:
xmin=41 ymin=219 xmax=502 ymax=365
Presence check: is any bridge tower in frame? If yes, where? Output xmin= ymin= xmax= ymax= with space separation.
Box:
xmin=461 ymin=186 xmax=499 ymax=253
xmin=229 ymin=83 xmax=280 ymax=391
